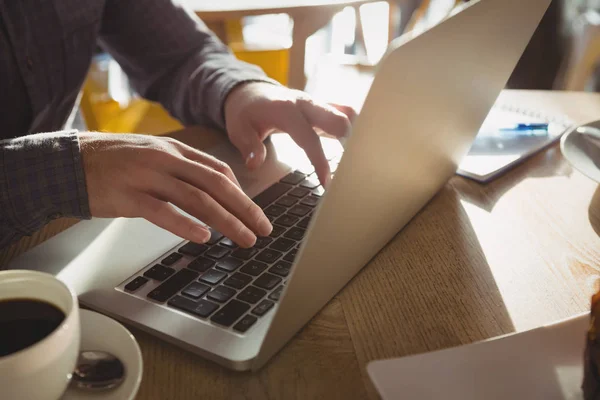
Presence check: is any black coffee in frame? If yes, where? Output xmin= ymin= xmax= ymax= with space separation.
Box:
xmin=0 ymin=299 xmax=66 ymax=357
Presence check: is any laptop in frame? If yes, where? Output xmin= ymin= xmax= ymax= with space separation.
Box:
xmin=7 ymin=0 xmax=551 ymax=371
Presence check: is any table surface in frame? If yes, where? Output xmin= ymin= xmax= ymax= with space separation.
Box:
xmin=2 ymin=89 xmax=600 ymax=399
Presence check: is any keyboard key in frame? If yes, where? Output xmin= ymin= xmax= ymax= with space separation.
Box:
xmin=269 ymin=225 xmax=286 ymax=238
xmin=274 ymin=214 xmax=299 ymax=227
xmin=224 ymin=273 xmax=253 ymax=290
xmin=284 ymin=227 xmax=305 ymax=241
xmin=300 ymin=175 xmax=320 ymax=189
xmin=219 ymin=237 xmax=237 ymax=248
xmin=289 ymin=187 xmax=310 ymax=198
xmin=256 ymin=249 xmax=283 ymax=264
xmin=216 ymin=257 xmax=244 ymax=272
xmin=210 ymin=300 xmax=251 ymax=326
xmin=162 ymin=252 xmax=183 ymax=266
xmin=270 ymin=261 xmax=292 ymax=277
xmin=268 ymin=285 xmax=284 ymax=301
xmin=300 ymin=196 xmax=320 ymax=207
xmin=284 ymin=249 xmax=298 ymax=263
xmin=187 ymin=256 xmax=215 ymax=273
xmin=276 ymin=196 xmax=298 ymax=207
xmin=252 ymin=300 xmax=275 ymax=316
xmin=312 ymin=186 xmax=325 ymax=197
xmin=147 ymin=268 xmax=199 ymax=303
xmin=124 ymin=276 xmax=148 ymax=292
xmin=205 ymin=246 xmax=230 ymax=260
xmin=280 ymin=171 xmax=306 ymax=185
xmin=207 ymin=285 xmax=237 ymax=303
xmin=207 ymin=229 xmax=223 ymax=245
xmin=168 ymin=296 xmax=218 ymax=318
xmin=298 ymin=217 xmax=311 ymax=229
xmin=264 ymin=205 xmax=287 ymax=217
xmin=270 ymin=238 xmax=295 ymax=252
xmin=178 ymin=242 xmax=208 ymax=257
xmin=182 ymin=282 xmax=210 ymax=299
xmin=237 ymin=286 xmax=267 ymax=304
xmin=289 ymin=205 xmax=312 ymax=217
xmin=253 ymin=183 xmax=292 ymax=208
xmin=144 ymin=265 xmax=175 ymax=281
xmin=233 ymin=314 xmax=257 ymax=333
xmin=254 ymin=237 xmax=273 ymax=249
xmin=231 ymin=247 xmax=259 ymax=260
xmin=199 ymin=269 xmax=227 ymax=285
xmin=240 ymin=260 xmax=268 ymax=276
xmin=253 ymin=273 xmax=282 ymax=290
xmin=267 ymin=214 xmax=276 ymax=222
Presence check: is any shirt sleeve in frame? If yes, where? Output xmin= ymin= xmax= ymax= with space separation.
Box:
xmin=98 ymin=0 xmax=280 ymax=130
xmin=0 ymin=130 xmax=91 ymax=248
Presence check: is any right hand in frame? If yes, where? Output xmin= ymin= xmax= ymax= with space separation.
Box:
xmin=79 ymin=133 xmax=272 ymax=248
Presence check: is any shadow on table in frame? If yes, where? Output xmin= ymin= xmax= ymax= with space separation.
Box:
xmin=453 ymin=145 xmax=573 ymax=213
xmin=344 ymin=187 xmax=577 ymax=398
xmin=344 ymin=187 xmax=517 ymax=357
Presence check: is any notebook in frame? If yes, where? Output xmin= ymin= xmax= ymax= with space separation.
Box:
xmin=457 ymin=103 xmax=573 ymax=182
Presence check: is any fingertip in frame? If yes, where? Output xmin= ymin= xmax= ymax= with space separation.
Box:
xmin=245 ymin=152 xmax=257 ymax=168
xmin=191 ymin=225 xmax=211 ymax=243
xmin=318 ymin=167 xmax=332 ymax=189
xmin=330 ymin=103 xmax=358 ymax=122
xmin=245 ymin=144 xmax=267 ymax=170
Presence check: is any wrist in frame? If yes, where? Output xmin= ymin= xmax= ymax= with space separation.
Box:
xmin=223 ymin=80 xmax=279 ymax=129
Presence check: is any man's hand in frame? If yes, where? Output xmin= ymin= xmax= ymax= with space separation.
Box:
xmin=79 ymin=133 xmax=272 ymax=248
xmin=224 ymin=82 xmax=356 ymax=187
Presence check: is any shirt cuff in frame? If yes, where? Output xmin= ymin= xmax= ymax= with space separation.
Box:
xmin=0 ymin=130 xmax=91 ymax=235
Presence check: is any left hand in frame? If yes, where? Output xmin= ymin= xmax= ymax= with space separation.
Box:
xmin=224 ymin=82 xmax=356 ymax=188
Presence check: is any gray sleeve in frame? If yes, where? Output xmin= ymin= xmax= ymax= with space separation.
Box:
xmin=98 ymin=0 xmax=280 ymax=130
xmin=0 ymin=130 xmax=91 ymax=249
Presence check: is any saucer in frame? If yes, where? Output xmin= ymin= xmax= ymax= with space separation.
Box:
xmin=561 ymin=121 xmax=600 ymax=183
xmin=62 ymin=309 xmax=143 ymax=400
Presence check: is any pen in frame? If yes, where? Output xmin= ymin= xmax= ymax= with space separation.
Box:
xmin=499 ymin=123 xmax=548 ymax=131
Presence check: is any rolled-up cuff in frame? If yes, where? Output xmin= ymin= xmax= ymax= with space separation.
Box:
xmin=0 ymin=130 xmax=91 ymax=235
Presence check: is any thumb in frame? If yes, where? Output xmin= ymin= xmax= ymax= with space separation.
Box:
xmin=229 ymin=126 xmax=268 ymax=170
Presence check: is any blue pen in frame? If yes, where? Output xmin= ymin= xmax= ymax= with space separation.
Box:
xmin=499 ymin=123 xmax=548 ymax=131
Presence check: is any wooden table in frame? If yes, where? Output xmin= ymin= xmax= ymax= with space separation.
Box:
xmin=185 ymin=0 xmax=402 ymax=89
xmin=2 ymin=90 xmax=600 ymax=399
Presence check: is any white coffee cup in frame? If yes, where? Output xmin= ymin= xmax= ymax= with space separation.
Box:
xmin=0 ymin=270 xmax=80 ymax=400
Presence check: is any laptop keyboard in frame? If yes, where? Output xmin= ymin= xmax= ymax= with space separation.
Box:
xmin=118 ymin=159 xmax=338 ymax=335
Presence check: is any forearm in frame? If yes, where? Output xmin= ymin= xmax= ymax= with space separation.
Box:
xmin=0 ymin=131 xmax=91 ymax=249
xmin=143 ymin=41 xmax=278 ymax=130
xmin=99 ymin=0 xmax=278 ymax=130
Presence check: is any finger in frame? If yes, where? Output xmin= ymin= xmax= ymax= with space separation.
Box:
xmin=278 ymin=110 xmax=331 ymax=188
xmin=227 ymin=123 xmax=268 ymax=170
xmin=135 ymin=194 xmax=212 ymax=244
xmin=154 ymin=176 xmax=259 ymax=248
xmin=328 ymin=103 xmax=358 ymax=122
xmin=174 ymin=142 xmax=242 ymax=188
xmin=168 ymin=160 xmax=272 ymax=237
xmin=298 ymin=99 xmax=352 ymax=139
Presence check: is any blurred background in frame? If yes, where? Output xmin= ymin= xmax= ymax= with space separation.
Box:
xmin=80 ymin=0 xmax=600 ymax=135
